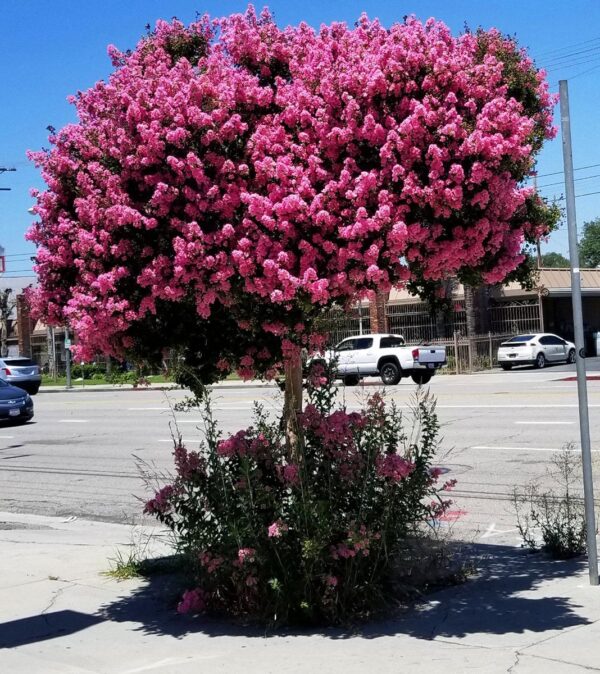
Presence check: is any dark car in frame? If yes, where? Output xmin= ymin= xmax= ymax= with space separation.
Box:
xmin=0 ymin=378 xmax=34 ymax=424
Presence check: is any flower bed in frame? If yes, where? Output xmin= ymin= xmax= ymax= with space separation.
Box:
xmin=145 ymin=375 xmax=455 ymax=625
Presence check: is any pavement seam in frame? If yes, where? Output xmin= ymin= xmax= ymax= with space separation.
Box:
xmin=507 ymin=649 xmax=521 ymax=673
xmin=516 ymin=652 xmax=600 ymax=672
xmin=40 ymin=581 xmax=76 ymax=625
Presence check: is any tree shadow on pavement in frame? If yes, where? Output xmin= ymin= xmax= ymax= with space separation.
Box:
xmin=0 ymin=610 xmax=103 ymax=649
xmin=98 ymin=543 xmax=592 ymax=640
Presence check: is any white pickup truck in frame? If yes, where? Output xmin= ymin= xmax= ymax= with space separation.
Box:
xmin=309 ymin=333 xmax=447 ymax=386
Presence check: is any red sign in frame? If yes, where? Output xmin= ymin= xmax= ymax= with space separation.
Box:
xmin=0 ymin=256 xmax=5 ymax=273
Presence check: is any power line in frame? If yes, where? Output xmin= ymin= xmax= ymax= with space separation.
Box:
xmin=546 ymin=54 xmax=600 ymax=72
xmin=538 ymin=172 xmax=600 ymax=189
xmin=542 ymin=44 xmax=600 ymax=66
xmin=548 ymin=190 xmax=600 ymax=202
xmin=529 ymin=163 xmax=600 ymax=179
xmin=534 ymin=36 xmax=600 ymax=59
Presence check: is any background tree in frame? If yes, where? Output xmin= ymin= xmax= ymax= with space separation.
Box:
xmin=540 ymin=251 xmax=570 ymax=268
xmin=27 ymin=10 xmax=556 ymax=433
xmin=579 ymin=217 xmax=600 ymax=268
xmin=0 ymin=288 xmax=16 ymax=358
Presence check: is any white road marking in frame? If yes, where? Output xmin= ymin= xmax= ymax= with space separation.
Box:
xmin=514 ymin=421 xmax=575 ymax=425
xmin=481 ymin=523 xmax=519 ymax=539
xmin=158 ymin=439 xmax=202 ymax=443
xmin=472 ymin=445 xmax=600 ymax=452
xmin=212 ymin=406 xmax=262 ymax=411
xmin=0 ymin=435 xmax=15 ymax=439
xmin=58 ymin=419 xmax=89 ymax=423
xmin=437 ymin=404 xmax=600 ymax=409
xmin=128 ymin=407 xmax=171 ymax=411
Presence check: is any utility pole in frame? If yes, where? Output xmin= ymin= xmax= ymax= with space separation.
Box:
xmin=560 ymin=79 xmax=599 ymax=586
xmin=64 ymin=328 xmax=72 ymax=389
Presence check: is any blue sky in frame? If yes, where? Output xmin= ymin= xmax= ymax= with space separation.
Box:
xmin=2 ymin=0 xmax=600 ymax=280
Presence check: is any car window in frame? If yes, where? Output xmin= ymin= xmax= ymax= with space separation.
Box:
xmin=380 ymin=336 xmax=405 ymax=348
xmin=539 ymin=336 xmax=552 ymax=345
xmin=508 ymin=335 xmax=534 ymax=343
xmin=546 ymin=336 xmax=561 ymax=345
xmin=3 ymin=358 xmax=36 ymax=366
xmin=335 ymin=339 xmax=356 ymax=352
xmin=353 ymin=338 xmax=373 ymax=350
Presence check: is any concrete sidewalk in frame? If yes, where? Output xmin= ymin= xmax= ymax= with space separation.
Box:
xmin=1 ymin=512 xmax=600 ymax=673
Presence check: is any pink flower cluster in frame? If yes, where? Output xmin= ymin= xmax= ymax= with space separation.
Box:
xmin=331 ymin=524 xmax=378 ymax=560
xmin=199 ymin=551 xmax=225 ymax=574
xmin=177 ymin=588 xmax=206 ymax=615
xmin=376 ymin=454 xmax=415 ymax=482
xmin=267 ymin=520 xmax=288 ymax=538
xmin=174 ymin=444 xmax=204 ymax=479
xmin=216 ymin=430 xmax=272 ymax=459
xmin=143 ymin=485 xmax=175 ymax=515
xmin=237 ymin=547 xmax=256 ymax=564
xmin=277 ymin=462 xmax=300 ymax=485
xmin=27 ymin=9 xmax=555 ymax=369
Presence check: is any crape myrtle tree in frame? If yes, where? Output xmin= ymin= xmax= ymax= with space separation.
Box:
xmin=28 ymin=8 xmax=556 ymax=452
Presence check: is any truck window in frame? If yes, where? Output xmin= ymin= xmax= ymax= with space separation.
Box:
xmin=335 ymin=339 xmax=355 ymax=352
xmin=353 ymin=338 xmax=373 ymax=350
xmin=380 ymin=336 xmax=405 ymax=348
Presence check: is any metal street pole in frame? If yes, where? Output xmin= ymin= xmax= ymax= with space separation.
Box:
xmin=64 ymin=328 xmax=72 ymax=389
xmin=560 ymin=79 xmax=599 ymax=586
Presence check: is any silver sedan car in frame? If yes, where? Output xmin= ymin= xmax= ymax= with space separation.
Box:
xmin=497 ymin=333 xmax=576 ymax=370
xmin=0 ymin=357 xmax=42 ymax=394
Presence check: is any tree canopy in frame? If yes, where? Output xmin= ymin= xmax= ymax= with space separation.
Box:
xmin=27 ymin=8 xmax=556 ymax=384
xmin=540 ymin=251 xmax=570 ymax=268
xmin=579 ymin=218 xmax=600 ymax=268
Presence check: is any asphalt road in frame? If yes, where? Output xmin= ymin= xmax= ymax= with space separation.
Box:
xmin=2 ymin=361 xmax=600 ymax=547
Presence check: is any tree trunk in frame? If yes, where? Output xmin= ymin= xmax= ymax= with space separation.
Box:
xmin=464 ymin=284 xmax=477 ymax=337
xmin=283 ymin=352 xmax=304 ymax=463
xmin=0 ymin=289 xmax=13 ymax=358
xmin=0 ymin=320 xmax=7 ymax=358
xmin=464 ymin=284 xmax=477 ymax=372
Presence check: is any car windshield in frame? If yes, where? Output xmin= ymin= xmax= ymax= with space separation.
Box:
xmin=507 ymin=335 xmax=534 ymax=343
xmin=3 ymin=358 xmax=36 ymax=366
xmin=0 ymin=379 xmax=9 ymax=388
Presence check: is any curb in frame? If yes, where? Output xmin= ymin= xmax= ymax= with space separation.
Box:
xmin=38 ymin=381 xmax=279 ymax=394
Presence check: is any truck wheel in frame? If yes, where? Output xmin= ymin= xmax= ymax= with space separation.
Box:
xmin=343 ymin=374 xmax=360 ymax=387
xmin=380 ymin=362 xmax=401 ymax=386
xmin=411 ymin=372 xmax=432 ymax=385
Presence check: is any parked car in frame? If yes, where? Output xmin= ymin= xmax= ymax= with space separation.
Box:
xmin=0 ymin=377 xmax=34 ymax=424
xmin=497 ymin=333 xmax=576 ymax=370
xmin=0 ymin=356 xmax=42 ymax=394
xmin=308 ymin=333 xmax=447 ymax=386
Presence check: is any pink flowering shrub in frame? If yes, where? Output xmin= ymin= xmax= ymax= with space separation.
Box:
xmin=27 ymin=8 xmax=556 ymax=385
xmin=145 ymin=375 xmax=453 ymax=625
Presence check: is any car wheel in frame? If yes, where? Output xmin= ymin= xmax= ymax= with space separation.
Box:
xmin=343 ymin=374 xmax=360 ymax=387
xmin=567 ymin=349 xmax=576 ymax=364
xmin=380 ymin=362 xmax=401 ymax=386
xmin=411 ymin=372 xmax=432 ymax=385
xmin=500 ymin=364 xmax=513 ymax=370
xmin=535 ymin=353 xmax=546 ymax=369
